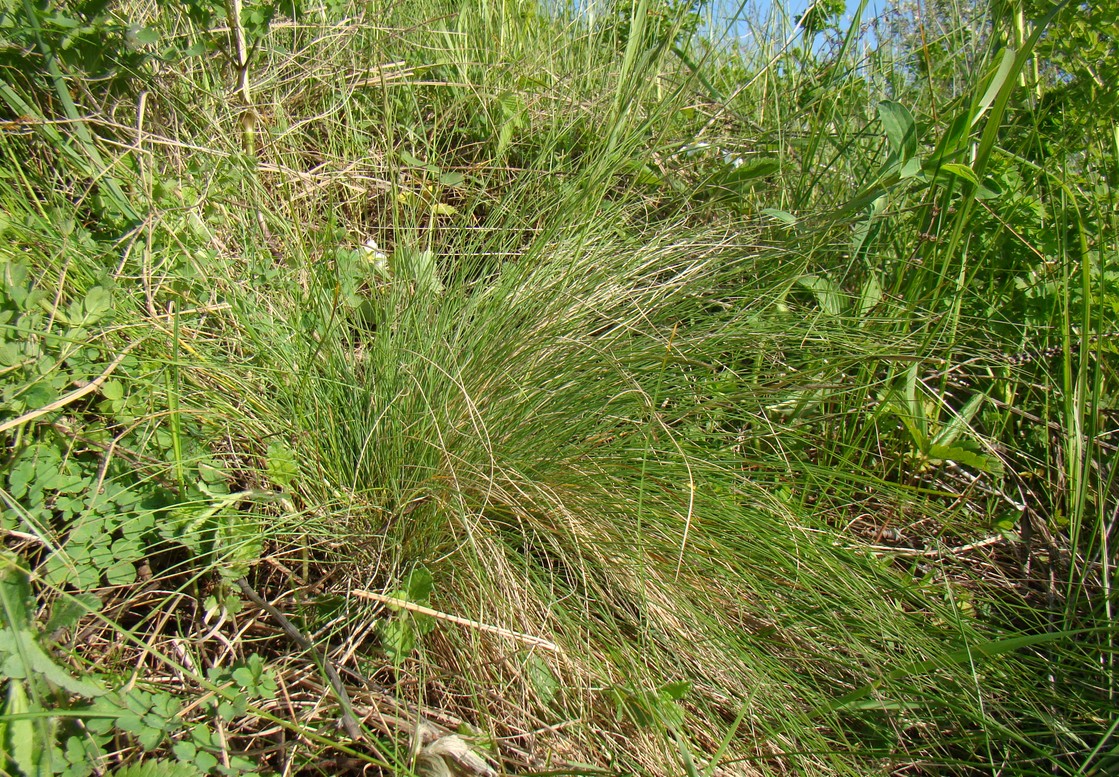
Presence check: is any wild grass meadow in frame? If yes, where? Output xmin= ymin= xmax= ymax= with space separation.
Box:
xmin=0 ymin=0 xmax=1116 ymax=774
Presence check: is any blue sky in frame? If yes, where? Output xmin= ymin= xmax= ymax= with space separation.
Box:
xmin=705 ymin=0 xmax=889 ymax=45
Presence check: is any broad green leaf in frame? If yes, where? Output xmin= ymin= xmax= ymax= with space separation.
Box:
xmin=194 ymin=752 xmax=218 ymax=773
xmin=761 ymin=208 xmax=797 ymax=225
xmin=659 ymin=681 xmax=690 ymax=700
xmin=216 ymin=515 xmax=262 ymax=581
xmin=266 ymin=443 xmax=298 ymax=489
xmin=45 ymin=593 xmax=101 ymax=635
xmin=495 ymin=92 xmax=527 ymax=158
xmin=0 ymin=631 xmax=27 ymax=679
xmin=938 ymin=163 xmax=980 ymax=186
xmin=715 ymin=157 xmax=780 ymax=192
xmin=404 ymin=566 xmax=434 ymax=603
xmin=927 ymin=444 xmax=1004 ymax=475
xmin=394 ymin=246 xmax=444 ymax=295
xmin=4 ymin=680 xmax=37 ymax=777
xmin=877 ymin=100 xmax=917 ymax=163
xmin=378 ymin=617 xmax=417 ymax=659
xmin=974 ymin=176 xmax=1003 ymax=200
xmin=628 ymin=162 xmax=662 ymax=186
xmin=111 ymin=760 xmax=204 ymax=777
xmin=496 ymin=121 xmax=517 ymax=158
xmin=438 ymin=171 xmax=464 ymax=187
xmin=231 ymin=665 xmax=255 ymax=689
xmin=0 ymin=553 xmax=33 ymax=630
xmin=882 ymin=365 xmax=928 ymax=450
xmin=849 ymin=196 xmax=885 ymax=258
xmin=857 ymin=274 xmax=882 ymax=318
xmin=82 ymin=287 xmax=111 ymax=321
xmin=884 ymin=389 xmax=925 ymax=451
xmin=130 ymin=26 xmax=160 ymax=46
xmin=925 ymin=111 xmax=971 ymax=170
xmin=931 ymin=392 xmax=985 ymax=448
xmin=842 ymin=699 xmax=921 ymax=711
xmin=903 ymin=364 xmax=927 ymax=447
xmin=973 ymin=2 xmax=1065 ymax=178
xmin=796 ymin=275 xmax=845 ymax=316
xmin=17 ymin=629 xmax=106 ymax=696
xmin=524 ymin=653 xmax=559 ymax=706
xmin=100 ymin=380 xmax=124 ymax=401
xmin=655 ymin=690 xmax=685 ymax=728
xmin=971 ymin=47 xmax=1016 ymax=129
xmin=137 ymin=725 xmax=164 ymax=751
xmin=105 ymin=560 xmax=137 ymax=586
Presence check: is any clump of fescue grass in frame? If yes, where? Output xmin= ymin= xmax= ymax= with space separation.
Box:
xmin=1 ymin=0 xmax=1115 ymax=774
xmin=217 ymin=198 xmax=1088 ymax=772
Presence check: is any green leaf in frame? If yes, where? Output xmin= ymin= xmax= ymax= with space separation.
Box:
xmin=63 ymin=733 xmax=102 ymax=777
xmin=882 ymin=374 xmax=928 ymax=451
xmin=136 ymin=724 xmax=164 ymax=751
xmin=930 ymin=392 xmax=985 ymax=449
xmin=394 ymin=246 xmax=444 ymax=295
xmin=216 ymin=697 xmax=246 ymax=721
xmin=378 ymin=617 xmax=417 ymax=660
xmin=877 ymin=100 xmax=917 ymax=163
xmin=938 ymin=162 xmax=980 ymax=186
xmin=17 ymin=630 xmax=106 ymax=696
xmin=230 ymin=667 xmax=254 ymax=688
xmin=111 ymin=760 xmax=205 ymax=777
xmin=903 ymin=364 xmax=927 ymax=447
xmin=171 ymin=741 xmax=197 ymax=762
xmin=971 ymin=47 xmax=1016 ymax=129
xmin=0 ymin=553 xmax=33 ymax=630
xmin=100 ymin=380 xmax=124 ymax=401
xmin=45 ymin=593 xmax=101 ymax=635
xmin=82 ymin=287 xmax=112 ymax=321
xmin=857 ymin=274 xmax=882 ymax=319
xmin=216 ymin=513 xmax=262 ymax=581
xmin=265 ymin=443 xmax=298 ymax=489
xmin=524 ymin=653 xmax=559 ymax=706
xmin=116 ymin=714 xmax=145 ymax=734
xmin=496 ymin=120 xmax=518 ymax=158
xmin=438 ymin=171 xmax=464 ymax=187
xmin=194 ymin=751 xmax=218 ymax=773
xmin=926 ymin=444 xmax=1004 ymax=475
xmin=761 ymin=208 xmax=797 ymax=225
xmin=105 ymin=560 xmax=137 ymax=586
xmin=655 ymin=691 xmax=685 ymax=728
xmin=796 ymin=275 xmax=845 ymax=316
xmin=712 ymin=157 xmax=780 ymax=194
xmin=925 ymin=111 xmax=971 ymax=170
xmin=131 ymin=26 xmax=160 ymax=46
xmin=0 ymin=628 xmax=27 ymax=678
xmin=4 ymin=681 xmax=38 ymax=777
xmin=659 ymin=681 xmax=690 ymax=701
xmin=404 ymin=566 xmax=434 ymax=603
xmin=974 ymin=176 xmax=1003 ymax=200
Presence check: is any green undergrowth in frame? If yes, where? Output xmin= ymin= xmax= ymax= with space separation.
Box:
xmin=1 ymin=0 xmax=1116 ymax=775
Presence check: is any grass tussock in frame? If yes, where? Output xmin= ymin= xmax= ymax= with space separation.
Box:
xmin=1 ymin=0 xmax=1116 ymax=775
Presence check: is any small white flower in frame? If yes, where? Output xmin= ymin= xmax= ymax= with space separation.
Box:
xmin=360 ymin=238 xmax=390 ymax=276
xmin=361 ymin=238 xmax=388 ymax=262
